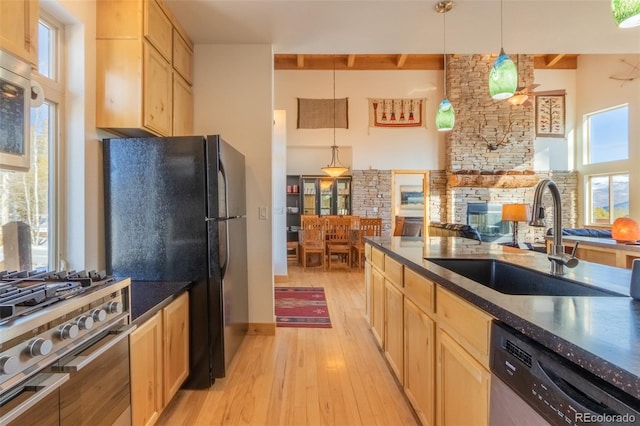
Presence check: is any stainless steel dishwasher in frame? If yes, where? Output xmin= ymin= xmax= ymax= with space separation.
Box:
xmin=490 ymin=321 xmax=639 ymax=426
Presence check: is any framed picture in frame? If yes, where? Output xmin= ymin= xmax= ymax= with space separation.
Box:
xmin=399 ymin=185 xmax=424 ymax=210
xmin=535 ymin=94 xmax=565 ymax=138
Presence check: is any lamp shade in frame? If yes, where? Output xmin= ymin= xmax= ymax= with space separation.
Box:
xmin=489 ymin=49 xmax=518 ymax=100
xmin=612 ymin=217 xmax=640 ymax=243
xmin=436 ymin=99 xmax=455 ymax=131
xmin=502 ymin=203 xmax=529 ymax=222
xmin=612 ymin=0 xmax=640 ymax=28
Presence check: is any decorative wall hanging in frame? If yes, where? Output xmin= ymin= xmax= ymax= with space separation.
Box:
xmin=476 ymin=109 xmax=525 ymax=151
xmin=297 ymin=98 xmax=348 ymax=129
xmin=535 ymin=94 xmax=565 ymax=138
xmin=368 ymin=98 xmax=425 ymax=128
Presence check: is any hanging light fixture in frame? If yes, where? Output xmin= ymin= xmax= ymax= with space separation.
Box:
xmin=321 ymin=55 xmax=349 ymax=177
xmin=488 ymin=0 xmax=517 ymax=100
xmin=612 ymin=0 xmax=640 ymax=28
xmin=508 ymin=54 xmax=529 ymax=106
xmin=435 ymin=1 xmax=455 ymax=132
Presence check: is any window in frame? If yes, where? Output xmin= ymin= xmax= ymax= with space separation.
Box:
xmin=0 ymin=15 xmax=63 ymax=271
xmin=585 ymin=105 xmax=629 ymax=164
xmin=586 ymin=173 xmax=629 ymax=225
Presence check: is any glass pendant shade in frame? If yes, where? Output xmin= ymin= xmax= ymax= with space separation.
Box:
xmin=436 ymin=99 xmax=455 ymax=131
xmin=489 ymin=49 xmax=518 ymax=100
xmin=612 ymin=0 xmax=640 ymax=28
xmin=321 ymin=145 xmax=349 ymax=177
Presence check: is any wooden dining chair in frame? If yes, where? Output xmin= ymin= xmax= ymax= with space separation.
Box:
xmin=298 ymin=218 xmax=326 ymax=270
xmin=351 ymin=217 xmax=382 ymax=268
xmin=325 ymin=216 xmax=353 ymax=270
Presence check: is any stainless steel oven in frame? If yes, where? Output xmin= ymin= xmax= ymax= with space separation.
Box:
xmin=0 ymin=271 xmax=134 ymax=425
xmin=0 ymin=50 xmax=32 ymax=171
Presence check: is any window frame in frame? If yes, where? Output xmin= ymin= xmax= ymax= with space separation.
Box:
xmin=584 ymin=172 xmax=630 ymax=227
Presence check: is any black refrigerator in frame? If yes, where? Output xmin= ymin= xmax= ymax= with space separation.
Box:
xmin=103 ymin=134 xmax=248 ymax=388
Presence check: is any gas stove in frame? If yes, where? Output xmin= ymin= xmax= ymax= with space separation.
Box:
xmin=0 ymin=269 xmax=112 ymax=323
xmin=0 ymin=269 xmax=131 ymax=422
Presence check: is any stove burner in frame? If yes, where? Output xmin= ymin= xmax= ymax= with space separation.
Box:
xmin=0 ymin=269 xmax=113 ymax=323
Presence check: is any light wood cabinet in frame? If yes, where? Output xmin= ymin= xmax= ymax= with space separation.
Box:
xmin=173 ymin=73 xmax=194 ymax=136
xmin=0 ymin=0 xmax=38 ymax=66
xmin=97 ymin=0 xmax=194 ymax=137
xmin=364 ymin=261 xmax=372 ymax=323
xmin=130 ymin=292 xmax=189 ymax=426
xmin=384 ymin=280 xmax=404 ymax=382
xmin=436 ymin=329 xmax=490 ymax=426
xmin=162 ymin=292 xmax=189 ymax=405
xmin=130 ymin=311 xmax=163 ymax=426
xmin=370 ymin=265 xmax=385 ymax=347
xmin=403 ymin=271 xmax=436 ymax=426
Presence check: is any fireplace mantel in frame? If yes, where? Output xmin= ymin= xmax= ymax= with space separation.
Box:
xmin=449 ymin=171 xmax=539 ymax=188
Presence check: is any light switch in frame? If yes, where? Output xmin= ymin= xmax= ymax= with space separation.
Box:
xmin=259 ymin=206 xmax=267 ymax=220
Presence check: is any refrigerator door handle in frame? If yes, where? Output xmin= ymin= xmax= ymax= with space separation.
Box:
xmin=219 ymin=219 xmax=229 ymax=280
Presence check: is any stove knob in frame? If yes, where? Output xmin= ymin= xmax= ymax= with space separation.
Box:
xmin=77 ymin=315 xmax=94 ymax=330
xmin=28 ymin=338 xmax=53 ymax=357
xmin=91 ymin=309 xmax=107 ymax=322
xmin=60 ymin=323 xmax=79 ymax=340
xmin=0 ymin=356 xmax=18 ymax=375
xmin=107 ymin=301 xmax=123 ymax=314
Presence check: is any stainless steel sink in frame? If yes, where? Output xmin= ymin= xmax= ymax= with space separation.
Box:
xmin=425 ymin=258 xmax=626 ymax=297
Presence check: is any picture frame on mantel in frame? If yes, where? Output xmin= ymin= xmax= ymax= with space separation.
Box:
xmin=535 ymin=92 xmax=566 ymax=138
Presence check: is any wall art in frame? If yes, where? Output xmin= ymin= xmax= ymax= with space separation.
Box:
xmin=535 ymin=94 xmax=565 ymax=138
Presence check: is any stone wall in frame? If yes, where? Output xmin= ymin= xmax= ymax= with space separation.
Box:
xmin=352 ymin=169 xmax=393 ymax=235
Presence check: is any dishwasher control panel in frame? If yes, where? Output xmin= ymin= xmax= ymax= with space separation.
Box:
xmin=490 ymin=321 xmax=639 ymax=426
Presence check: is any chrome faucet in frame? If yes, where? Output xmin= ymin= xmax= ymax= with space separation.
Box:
xmin=529 ymin=178 xmax=579 ymax=275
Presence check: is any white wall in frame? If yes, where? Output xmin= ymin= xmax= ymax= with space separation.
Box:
xmin=275 ymin=70 xmax=445 ymax=172
xmin=533 ymin=69 xmax=577 ymax=171
xmin=576 ymin=54 xmax=640 ymax=224
xmin=273 ymin=110 xmax=287 ymax=277
xmin=193 ymin=44 xmax=275 ymax=325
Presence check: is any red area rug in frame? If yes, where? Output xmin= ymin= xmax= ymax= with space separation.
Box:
xmin=275 ymin=287 xmax=332 ymax=328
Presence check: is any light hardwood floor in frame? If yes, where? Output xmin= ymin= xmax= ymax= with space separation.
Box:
xmin=158 ymin=265 xmax=419 ymax=426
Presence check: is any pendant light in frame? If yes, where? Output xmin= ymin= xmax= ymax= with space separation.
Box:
xmin=321 ymin=55 xmax=349 ymax=177
xmin=488 ymin=0 xmax=517 ymax=100
xmin=612 ymin=0 xmax=640 ymax=28
xmin=435 ymin=1 xmax=455 ymax=132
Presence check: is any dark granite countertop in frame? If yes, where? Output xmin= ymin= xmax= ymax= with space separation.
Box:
xmin=130 ymin=280 xmax=191 ymax=322
xmin=545 ymin=234 xmax=640 ymax=253
xmin=366 ymin=236 xmax=640 ymax=401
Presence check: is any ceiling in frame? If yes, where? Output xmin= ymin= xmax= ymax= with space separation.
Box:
xmin=164 ymin=0 xmax=640 ymax=54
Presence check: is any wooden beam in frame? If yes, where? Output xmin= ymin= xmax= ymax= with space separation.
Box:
xmin=347 ymin=54 xmax=356 ymax=68
xmin=396 ymin=54 xmax=408 ymax=68
xmin=296 ymin=54 xmax=304 ymax=68
xmin=544 ymin=54 xmax=565 ymax=68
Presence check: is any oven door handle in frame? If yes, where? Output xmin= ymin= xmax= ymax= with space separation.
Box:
xmin=52 ymin=324 xmax=136 ymax=372
xmin=0 ymin=372 xmax=70 ymax=425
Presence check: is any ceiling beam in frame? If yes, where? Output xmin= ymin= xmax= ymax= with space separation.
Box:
xmin=274 ymin=54 xmax=578 ymax=70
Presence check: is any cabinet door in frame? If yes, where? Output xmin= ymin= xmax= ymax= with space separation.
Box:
xmin=163 ymin=292 xmax=190 ymax=406
xmin=384 ymin=280 xmax=404 ymax=382
xmin=144 ymin=0 xmax=172 ymax=61
xmin=302 ymin=178 xmax=317 ymax=215
xmin=173 ymin=29 xmax=193 ymax=83
xmin=364 ymin=261 xmax=372 ymax=323
xmin=173 ymin=73 xmax=193 ymax=136
xmin=143 ymin=41 xmax=173 ymax=136
xmin=404 ymin=298 xmax=435 ymax=426
xmin=335 ymin=178 xmax=351 ymax=215
xmin=130 ymin=311 xmax=163 ymax=426
xmin=436 ymin=329 xmax=490 ymax=426
xmin=0 ymin=0 xmax=38 ymax=65
xmin=371 ymin=266 xmax=385 ymax=347
xmin=319 ymin=178 xmax=333 ymax=215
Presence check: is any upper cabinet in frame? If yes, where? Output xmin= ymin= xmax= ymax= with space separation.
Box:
xmin=0 ymin=0 xmax=39 ymax=66
xmin=96 ymin=0 xmax=194 ymax=137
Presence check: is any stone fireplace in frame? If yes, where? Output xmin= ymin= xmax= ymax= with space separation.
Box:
xmin=436 ymin=54 xmax=577 ymax=243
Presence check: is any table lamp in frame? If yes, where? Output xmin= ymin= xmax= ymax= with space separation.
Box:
xmin=502 ymin=203 xmax=530 ymax=247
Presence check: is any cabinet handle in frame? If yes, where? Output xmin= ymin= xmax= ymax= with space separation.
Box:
xmin=0 ymin=373 xmax=70 ymax=424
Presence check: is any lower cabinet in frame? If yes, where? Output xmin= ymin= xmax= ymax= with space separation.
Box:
xmin=384 ymin=280 xmax=404 ymax=382
xmin=404 ymin=298 xmax=435 ymax=426
xmin=130 ymin=292 xmax=189 ymax=426
xmin=370 ymin=266 xmax=385 ymax=347
xmin=436 ymin=329 xmax=490 ymax=426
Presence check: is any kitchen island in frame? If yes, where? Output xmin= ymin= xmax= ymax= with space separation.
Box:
xmin=365 ymin=236 xmax=640 ymax=408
